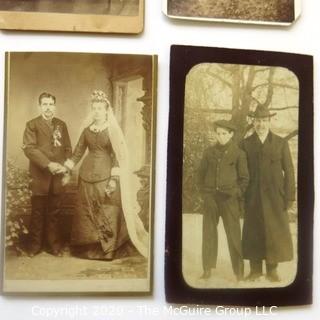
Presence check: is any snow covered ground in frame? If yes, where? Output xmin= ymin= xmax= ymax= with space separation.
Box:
xmin=182 ymin=213 xmax=297 ymax=288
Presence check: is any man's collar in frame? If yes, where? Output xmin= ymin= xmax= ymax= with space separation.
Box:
xmin=256 ymin=130 xmax=270 ymax=143
xmin=41 ymin=114 xmax=54 ymax=122
xmin=216 ymin=139 xmax=233 ymax=149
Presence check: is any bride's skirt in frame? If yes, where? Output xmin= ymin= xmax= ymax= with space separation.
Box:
xmin=70 ymin=178 xmax=134 ymax=260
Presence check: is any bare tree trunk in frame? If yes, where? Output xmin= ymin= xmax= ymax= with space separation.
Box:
xmin=232 ymin=66 xmax=256 ymax=141
xmin=261 ymin=68 xmax=276 ymax=108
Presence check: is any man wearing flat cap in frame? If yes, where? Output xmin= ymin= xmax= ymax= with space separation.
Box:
xmin=197 ymin=120 xmax=249 ymax=281
xmin=240 ymin=105 xmax=295 ymax=282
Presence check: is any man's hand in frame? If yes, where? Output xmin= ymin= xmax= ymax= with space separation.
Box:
xmin=47 ymin=162 xmax=60 ymax=174
xmin=47 ymin=162 xmax=67 ymax=175
xmin=55 ymin=164 xmax=68 ymax=174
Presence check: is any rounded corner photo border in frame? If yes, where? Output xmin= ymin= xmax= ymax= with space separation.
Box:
xmin=165 ymin=45 xmax=314 ymax=307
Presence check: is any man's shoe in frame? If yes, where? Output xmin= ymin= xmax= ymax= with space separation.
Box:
xmin=27 ymin=249 xmax=41 ymax=257
xmin=200 ymin=269 xmax=211 ymax=279
xmin=244 ymin=272 xmax=262 ymax=281
xmin=52 ymin=250 xmax=63 ymax=257
xmin=266 ymin=270 xmax=281 ymax=282
xmin=236 ymin=274 xmax=244 ymax=282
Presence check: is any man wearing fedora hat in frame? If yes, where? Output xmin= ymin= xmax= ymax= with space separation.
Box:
xmin=198 ymin=119 xmax=249 ymax=281
xmin=241 ymin=105 xmax=295 ymax=282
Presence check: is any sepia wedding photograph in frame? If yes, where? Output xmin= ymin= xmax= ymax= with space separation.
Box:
xmin=164 ymin=0 xmax=300 ymax=25
xmin=1 ymin=51 xmax=157 ymax=294
xmin=0 ymin=0 xmax=143 ymax=33
xmin=166 ymin=45 xmax=313 ymax=306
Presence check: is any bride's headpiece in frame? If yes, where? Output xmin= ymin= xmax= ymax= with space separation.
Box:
xmin=91 ymin=90 xmax=110 ymax=106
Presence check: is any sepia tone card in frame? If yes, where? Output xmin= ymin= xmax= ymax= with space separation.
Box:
xmin=165 ymin=45 xmax=313 ymax=306
xmin=163 ymin=0 xmax=301 ymax=25
xmin=0 ymin=0 xmax=144 ymax=33
xmin=1 ymin=51 xmax=157 ymax=294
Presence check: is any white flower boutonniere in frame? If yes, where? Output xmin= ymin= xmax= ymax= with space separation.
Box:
xmin=53 ymin=125 xmax=62 ymax=147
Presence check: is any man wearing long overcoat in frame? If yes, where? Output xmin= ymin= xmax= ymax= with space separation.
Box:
xmin=241 ymin=105 xmax=295 ymax=282
xmin=23 ymin=92 xmax=72 ymax=256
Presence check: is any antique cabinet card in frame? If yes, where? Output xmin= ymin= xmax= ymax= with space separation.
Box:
xmin=165 ymin=45 xmax=313 ymax=306
xmin=0 ymin=0 xmax=144 ymax=33
xmin=1 ymin=52 xmax=157 ymax=294
xmin=163 ymin=0 xmax=301 ymax=25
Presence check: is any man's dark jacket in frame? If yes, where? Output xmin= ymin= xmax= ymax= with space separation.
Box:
xmin=23 ymin=116 xmax=72 ymax=195
xmin=198 ymin=141 xmax=249 ymax=199
xmin=240 ymin=131 xmax=295 ymax=263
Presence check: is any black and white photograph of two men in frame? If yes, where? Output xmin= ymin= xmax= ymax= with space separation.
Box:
xmin=166 ymin=45 xmax=313 ymax=306
xmin=1 ymin=52 xmax=157 ymax=294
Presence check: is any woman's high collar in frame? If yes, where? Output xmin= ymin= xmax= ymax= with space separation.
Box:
xmin=89 ymin=121 xmax=108 ymax=133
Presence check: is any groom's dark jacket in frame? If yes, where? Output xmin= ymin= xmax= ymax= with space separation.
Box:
xmin=23 ymin=116 xmax=72 ymax=195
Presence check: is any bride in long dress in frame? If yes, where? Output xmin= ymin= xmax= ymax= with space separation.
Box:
xmin=64 ymin=90 xmax=148 ymax=260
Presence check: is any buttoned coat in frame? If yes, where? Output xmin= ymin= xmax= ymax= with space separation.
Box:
xmin=68 ymin=127 xmax=126 ymax=256
xmin=23 ymin=116 xmax=72 ymax=195
xmin=197 ymin=141 xmax=249 ymax=274
xmin=198 ymin=141 xmax=249 ymax=199
xmin=241 ymin=131 xmax=295 ymax=263
xmin=70 ymin=127 xmax=118 ymax=183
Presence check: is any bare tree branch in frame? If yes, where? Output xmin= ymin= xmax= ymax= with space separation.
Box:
xmin=189 ymin=107 xmax=232 ymax=114
xmin=253 ymin=67 xmax=271 ymax=74
xmin=206 ymin=68 xmax=233 ymax=89
xmin=251 ymin=82 xmax=299 ymax=92
xmin=218 ymin=64 xmax=235 ymax=73
xmin=269 ymin=106 xmax=298 ymax=111
xmin=232 ymin=65 xmax=241 ymax=113
xmin=285 ymin=130 xmax=298 ymax=140
xmin=261 ymin=68 xmax=276 ymax=108
xmin=188 ymin=105 xmax=298 ymax=115
xmin=272 ymin=82 xmax=299 ymax=90
xmin=250 ymin=95 xmax=261 ymax=105
xmin=242 ymin=67 xmax=255 ymax=99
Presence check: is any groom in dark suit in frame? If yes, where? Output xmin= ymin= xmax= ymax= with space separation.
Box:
xmin=23 ymin=92 xmax=72 ymax=257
